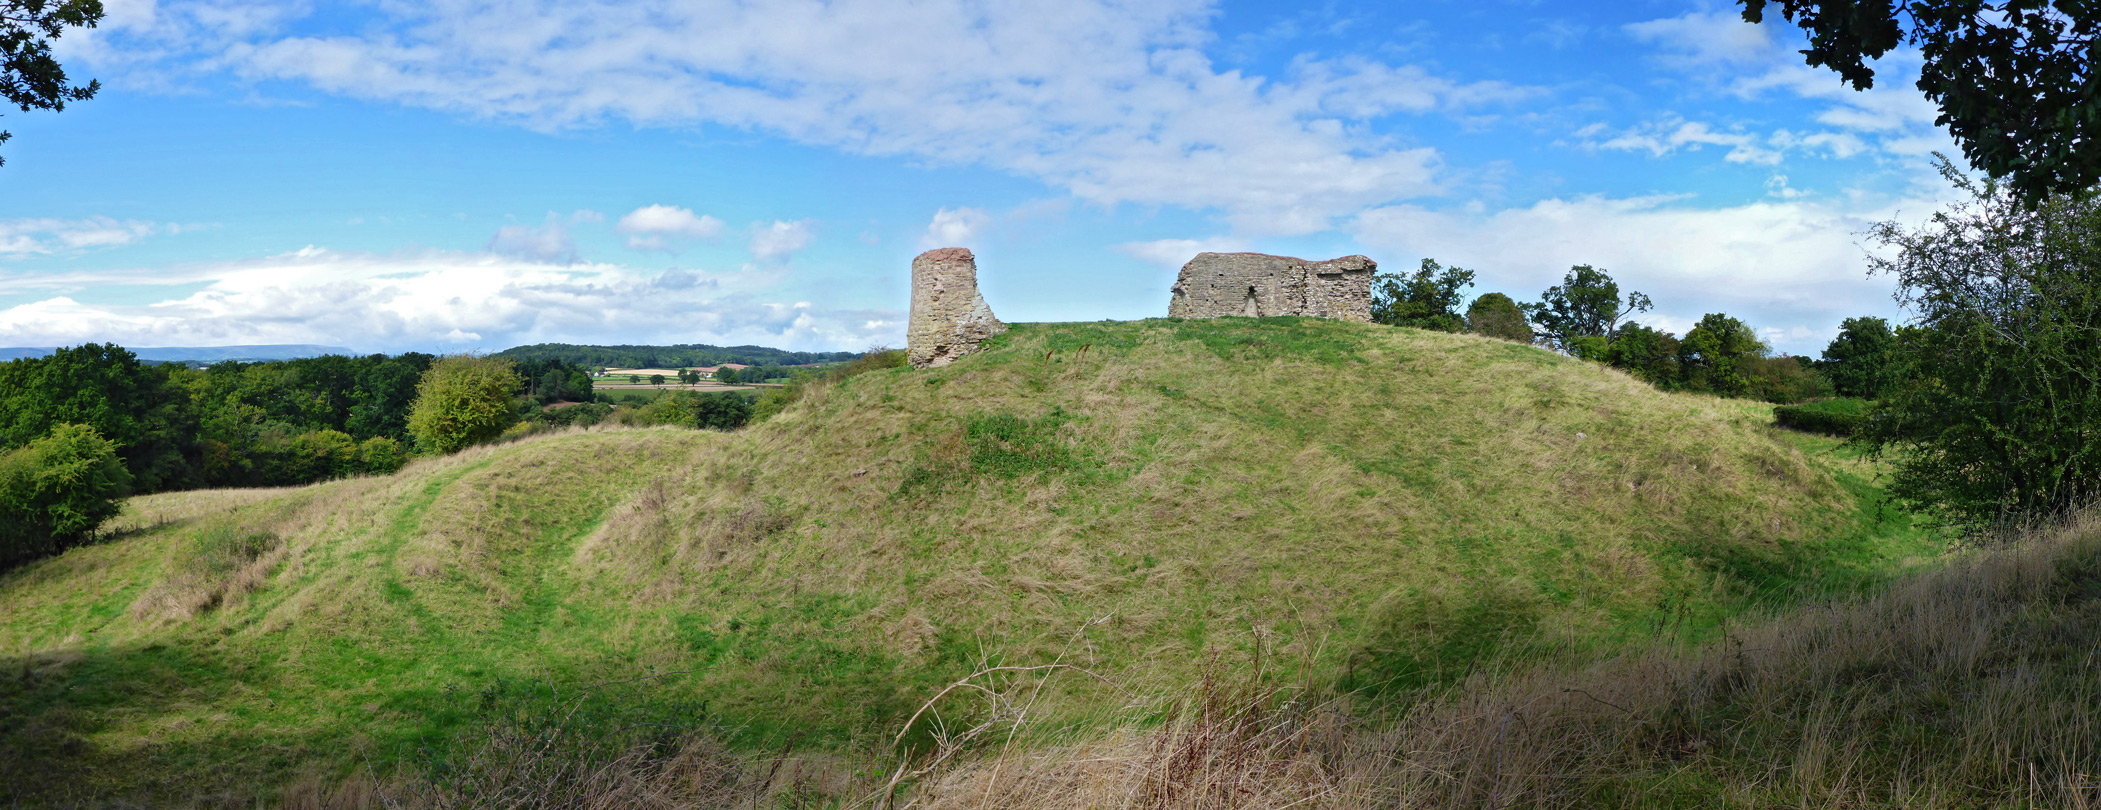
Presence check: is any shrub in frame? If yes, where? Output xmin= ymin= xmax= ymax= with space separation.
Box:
xmin=357 ymin=437 xmax=406 ymax=475
xmin=1774 ymin=397 xmax=1871 ymax=436
xmin=1466 ymin=292 xmax=1532 ymax=342
xmin=0 ymin=424 xmax=132 ymax=569
xmin=407 ymin=356 xmax=524 ymax=455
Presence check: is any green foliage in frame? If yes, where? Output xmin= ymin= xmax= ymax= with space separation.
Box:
xmin=406 ymin=356 xmax=525 ymax=456
xmin=357 ymin=437 xmax=407 ymax=475
xmin=1370 ymin=258 xmax=1475 ymax=332
xmin=0 ymin=343 xmax=195 ymax=491
xmin=0 ymin=424 xmax=129 ymax=568
xmin=1861 ymin=161 xmax=2101 ymax=526
xmin=1775 ymin=397 xmax=1871 ymax=436
xmin=1741 ymin=0 xmax=2101 ymax=200
xmin=1464 ymin=292 xmax=1532 ymax=342
xmin=1677 ymin=313 xmax=1766 ymax=397
xmin=1820 ymin=315 xmax=1900 ymax=398
xmin=617 ymin=391 xmax=753 ymax=431
xmin=713 ymin=366 xmax=740 ymax=384
xmin=0 ymin=0 xmax=105 ymax=167
xmin=1602 ymin=322 xmax=1680 ymax=386
xmin=1522 ymin=265 xmax=1652 ymax=353
xmin=495 ymin=342 xmax=854 ymax=369
xmin=1743 ymin=354 xmax=1835 ymax=404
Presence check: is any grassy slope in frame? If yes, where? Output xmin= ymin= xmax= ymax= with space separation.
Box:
xmin=0 ymin=318 xmax=1934 ymax=802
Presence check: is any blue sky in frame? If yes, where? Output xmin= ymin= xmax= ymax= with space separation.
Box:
xmin=0 ymin=0 xmax=1960 ymax=355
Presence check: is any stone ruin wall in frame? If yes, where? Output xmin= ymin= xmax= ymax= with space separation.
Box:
xmin=1167 ymin=252 xmax=1378 ymax=322
xmin=907 ymin=247 xmax=1007 ymax=368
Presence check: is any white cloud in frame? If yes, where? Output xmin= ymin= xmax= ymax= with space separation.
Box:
xmin=920 ymin=207 xmax=992 ymax=249
xmin=1625 ymin=11 xmax=1778 ymax=67
xmin=78 ymin=0 xmax=1535 ymax=236
xmin=1113 ymin=237 xmax=1254 ymax=270
xmin=1588 ymin=117 xmax=1783 ymax=164
xmin=1348 ymin=192 xmax=1946 ymax=355
xmin=487 ymin=214 xmax=578 ymax=264
xmin=0 ymin=247 xmax=898 ymax=352
xmin=749 ymin=220 xmax=814 ymax=263
xmin=0 ymin=216 xmax=171 ymax=256
xmin=615 ymin=204 xmax=725 ymax=252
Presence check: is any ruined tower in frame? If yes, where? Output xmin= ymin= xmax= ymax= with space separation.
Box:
xmin=1167 ymin=252 xmax=1378 ymax=321
xmin=907 ymin=247 xmax=1007 ymax=368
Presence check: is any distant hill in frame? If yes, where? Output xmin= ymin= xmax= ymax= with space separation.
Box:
xmin=0 ymin=344 xmax=353 ymax=363
xmin=495 ymin=341 xmax=859 ymax=368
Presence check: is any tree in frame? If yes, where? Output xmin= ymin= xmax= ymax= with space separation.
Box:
xmin=1820 ymin=316 xmax=1900 ymax=398
xmin=1677 ymin=314 xmax=1767 ymax=397
xmin=406 ymin=355 xmax=523 ymax=455
xmin=649 ymin=373 xmax=665 ymax=386
xmin=1741 ymin=0 xmax=2101 ymax=200
xmin=1523 ymin=266 xmax=1652 ymax=354
xmin=0 ymin=423 xmax=129 ymax=568
xmin=1465 ymin=292 xmax=1532 ymax=342
xmin=0 ymin=343 xmax=196 ymax=491
xmin=714 ymin=367 xmax=740 ymax=385
xmin=1603 ymin=322 xmax=1681 ymax=386
xmin=1370 ymin=259 xmax=1476 ymax=332
xmin=1 ymin=0 xmax=105 ymax=167
xmin=1860 ymin=160 xmax=2101 ymax=526
xmin=627 ymin=374 xmax=640 ymax=385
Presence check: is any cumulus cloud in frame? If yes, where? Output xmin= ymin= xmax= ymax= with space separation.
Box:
xmin=920 ymin=207 xmax=991 ymax=249
xmin=749 ymin=220 xmax=814 ymax=263
xmin=487 ymin=215 xmax=579 ymax=264
xmin=0 ymin=247 xmax=899 ymax=352
xmin=1348 ymin=192 xmax=1946 ymax=355
xmin=615 ymin=204 xmax=724 ymax=252
xmin=1114 ymin=237 xmax=1254 ymax=270
xmin=0 ymin=216 xmax=171 ymax=255
xmin=74 ymin=0 xmax=1535 ymax=236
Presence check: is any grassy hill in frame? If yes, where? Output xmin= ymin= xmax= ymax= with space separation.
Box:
xmin=0 ymin=318 xmax=1939 ymax=804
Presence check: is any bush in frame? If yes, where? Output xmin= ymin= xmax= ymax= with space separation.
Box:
xmin=358 ymin=437 xmax=406 ymax=475
xmin=0 ymin=424 xmax=132 ymax=569
xmin=407 ymin=356 xmax=524 ymax=455
xmin=1774 ymin=397 xmax=1871 ymax=436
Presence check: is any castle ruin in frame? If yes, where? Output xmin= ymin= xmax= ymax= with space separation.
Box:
xmin=1167 ymin=252 xmax=1378 ymax=322
xmin=907 ymin=247 xmax=1007 ymax=368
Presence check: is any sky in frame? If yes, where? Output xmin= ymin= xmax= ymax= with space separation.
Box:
xmin=0 ymin=0 xmax=1964 ymax=355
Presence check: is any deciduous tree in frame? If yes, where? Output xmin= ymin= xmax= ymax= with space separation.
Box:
xmin=1370 ymin=259 xmax=1476 ymax=332
xmin=1523 ymin=266 xmax=1652 ymax=354
xmin=406 ymin=356 xmax=523 ymax=455
xmin=1 ymin=0 xmax=104 ymax=166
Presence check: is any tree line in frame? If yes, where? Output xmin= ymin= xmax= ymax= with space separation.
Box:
xmin=0 ymin=348 xmax=765 ymax=569
xmin=496 ymin=342 xmax=856 ymax=371
xmin=1368 ymin=262 xmax=1896 ymax=405
xmin=1372 ymin=158 xmax=2097 ymax=531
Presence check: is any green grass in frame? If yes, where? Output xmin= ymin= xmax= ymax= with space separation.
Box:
xmin=0 ymin=319 xmax=1946 ymax=804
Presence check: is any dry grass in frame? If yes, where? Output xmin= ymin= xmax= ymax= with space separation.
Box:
xmin=0 ymin=319 xmax=1942 ymax=804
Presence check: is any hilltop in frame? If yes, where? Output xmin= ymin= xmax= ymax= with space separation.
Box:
xmin=0 ymin=318 xmax=1935 ymax=803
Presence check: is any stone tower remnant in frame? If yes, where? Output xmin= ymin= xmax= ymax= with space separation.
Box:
xmin=1167 ymin=252 xmax=1378 ymax=321
xmin=908 ymin=247 xmax=1007 ymax=368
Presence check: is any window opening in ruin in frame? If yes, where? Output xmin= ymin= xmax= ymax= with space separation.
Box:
xmin=1243 ymin=286 xmax=1259 ymax=317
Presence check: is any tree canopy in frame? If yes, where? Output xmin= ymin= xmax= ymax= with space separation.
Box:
xmin=406 ymin=356 xmax=524 ymax=456
xmin=1370 ymin=259 xmax=1475 ymax=332
xmin=2 ymin=0 xmax=104 ymax=166
xmin=1860 ymin=160 xmax=2101 ymax=526
xmin=1741 ymin=0 xmax=2101 ymax=199
xmin=1523 ymin=265 xmax=1652 ymax=354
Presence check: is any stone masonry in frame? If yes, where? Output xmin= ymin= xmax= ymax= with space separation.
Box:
xmin=1167 ymin=252 xmax=1378 ymax=321
xmin=908 ymin=247 xmax=1007 ymax=368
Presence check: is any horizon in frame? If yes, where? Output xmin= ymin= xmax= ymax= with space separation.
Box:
xmin=2 ymin=1 xmax=1957 ymax=356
